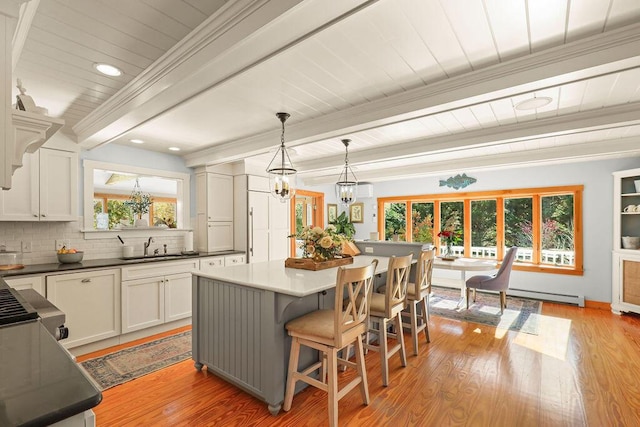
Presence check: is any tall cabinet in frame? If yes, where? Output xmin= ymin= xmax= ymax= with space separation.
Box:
xmin=196 ymin=172 xmax=234 ymax=252
xmin=612 ymin=168 xmax=640 ymax=314
xmin=234 ymin=175 xmax=289 ymax=263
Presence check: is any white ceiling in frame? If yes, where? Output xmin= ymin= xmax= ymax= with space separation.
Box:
xmin=11 ymin=0 xmax=640 ymax=185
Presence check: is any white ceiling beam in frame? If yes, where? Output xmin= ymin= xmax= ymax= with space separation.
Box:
xmin=293 ymin=103 xmax=640 ymax=172
xmin=11 ymin=0 xmax=38 ymax=72
xmin=184 ymin=23 xmax=640 ymax=168
xmin=74 ymin=0 xmax=379 ymax=148
xmin=300 ymin=136 xmax=640 ymax=185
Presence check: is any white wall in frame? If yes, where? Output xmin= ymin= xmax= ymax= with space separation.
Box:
xmin=306 ymin=156 xmax=640 ymax=303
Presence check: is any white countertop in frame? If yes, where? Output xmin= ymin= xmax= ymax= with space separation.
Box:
xmin=193 ymin=255 xmax=390 ymax=297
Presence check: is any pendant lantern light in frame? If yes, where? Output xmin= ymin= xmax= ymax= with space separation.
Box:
xmin=266 ymin=112 xmax=297 ymax=202
xmin=335 ymin=138 xmax=358 ymax=206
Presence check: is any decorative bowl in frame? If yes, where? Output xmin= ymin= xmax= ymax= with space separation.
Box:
xmin=57 ymin=251 xmax=84 ymax=264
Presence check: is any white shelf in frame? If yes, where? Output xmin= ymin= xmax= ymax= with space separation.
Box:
xmin=622 ymin=192 xmax=640 ymax=197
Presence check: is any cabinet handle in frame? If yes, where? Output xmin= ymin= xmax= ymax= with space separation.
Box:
xmin=249 ymin=207 xmax=254 ymax=257
xmin=41 ymin=214 xmax=46 ymax=217
xmin=81 ymin=278 xmax=91 ymax=283
xmin=33 ymin=214 xmax=38 ymax=217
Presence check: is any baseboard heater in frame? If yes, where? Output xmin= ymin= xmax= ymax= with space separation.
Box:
xmin=508 ymin=288 xmax=585 ymax=308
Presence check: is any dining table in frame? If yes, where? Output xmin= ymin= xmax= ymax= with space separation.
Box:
xmin=433 ymin=256 xmax=498 ymax=304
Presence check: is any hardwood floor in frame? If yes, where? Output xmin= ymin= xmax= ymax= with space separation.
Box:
xmin=80 ymin=303 xmax=640 ymax=426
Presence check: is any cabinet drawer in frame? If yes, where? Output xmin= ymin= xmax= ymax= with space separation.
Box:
xmin=225 ymin=254 xmax=245 ymax=266
xmin=199 ymin=256 xmax=225 ymax=271
xmin=4 ymin=275 xmax=44 ymax=296
xmin=121 ymin=259 xmax=199 ymax=281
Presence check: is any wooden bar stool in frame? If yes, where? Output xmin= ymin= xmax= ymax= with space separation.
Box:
xmin=364 ymin=254 xmax=413 ymax=386
xmin=405 ymin=248 xmax=434 ymax=355
xmin=283 ymin=260 xmax=378 ymax=427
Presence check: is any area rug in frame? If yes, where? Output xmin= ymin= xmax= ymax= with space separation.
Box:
xmin=429 ymin=286 xmax=542 ymax=334
xmin=80 ymin=330 xmax=192 ymax=390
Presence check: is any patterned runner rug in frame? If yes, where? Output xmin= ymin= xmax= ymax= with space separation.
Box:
xmin=80 ymin=330 xmax=192 ymax=390
xmin=429 ymin=286 xmax=542 ymax=334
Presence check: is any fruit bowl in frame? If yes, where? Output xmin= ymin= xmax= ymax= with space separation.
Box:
xmin=57 ymin=251 xmax=84 ymax=264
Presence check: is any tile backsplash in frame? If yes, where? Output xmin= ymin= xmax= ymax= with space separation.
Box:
xmin=0 ymin=219 xmax=188 ymax=265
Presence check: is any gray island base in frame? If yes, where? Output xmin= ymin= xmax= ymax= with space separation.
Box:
xmin=191 ymin=255 xmax=389 ymax=415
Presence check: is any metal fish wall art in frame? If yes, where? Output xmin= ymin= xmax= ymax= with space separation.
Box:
xmin=439 ymin=173 xmax=477 ymax=190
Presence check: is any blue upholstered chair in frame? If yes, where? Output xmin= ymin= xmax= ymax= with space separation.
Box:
xmin=465 ymin=247 xmax=518 ymax=314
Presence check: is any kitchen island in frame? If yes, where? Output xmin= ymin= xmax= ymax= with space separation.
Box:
xmin=191 ymin=255 xmax=388 ymax=415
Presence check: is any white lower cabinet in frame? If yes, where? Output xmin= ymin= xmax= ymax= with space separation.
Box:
xmin=199 ymin=253 xmax=246 ymax=273
xmin=46 ymin=269 xmax=121 ymax=349
xmin=4 ymin=274 xmax=44 ymax=295
xmin=121 ymin=260 xmax=198 ymax=333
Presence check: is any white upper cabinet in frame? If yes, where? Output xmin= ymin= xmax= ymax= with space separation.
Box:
xmin=0 ymin=148 xmax=78 ymax=221
xmin=196 ymin=172 xmax=234 ymax=252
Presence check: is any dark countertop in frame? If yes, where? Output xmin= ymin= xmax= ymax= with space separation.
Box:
xmin=0 ymin=318 xmax=102 ymax=426
xmin=0 ymin=250 xmax=245 ymax=278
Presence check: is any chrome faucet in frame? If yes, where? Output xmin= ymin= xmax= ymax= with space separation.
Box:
xmin=144 ymin=237 xmax=154 ymax=256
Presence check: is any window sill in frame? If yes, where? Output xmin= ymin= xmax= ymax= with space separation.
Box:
xmin=82 ymin=228 xmax=192 ymax=240
xmin=514 ymin=264 xmax=583 ymax=276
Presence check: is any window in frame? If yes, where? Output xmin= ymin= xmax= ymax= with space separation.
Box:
xmin=83 ymin=160 xmax=190 ymax=233
xmin=378 ymin=185 xmax=583 ymax=275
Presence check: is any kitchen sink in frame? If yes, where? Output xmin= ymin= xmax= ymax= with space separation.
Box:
xmin=121 ymin=253 xmax=193 ymax=262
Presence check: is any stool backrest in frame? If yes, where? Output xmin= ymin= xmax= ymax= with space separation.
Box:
xmin=383 ymin=254 xmax=413 ymax=318
xmin=334 ymin=259 xmax=378 ymax=348
xmin=416 ymin=249 xmax=435 ymax=294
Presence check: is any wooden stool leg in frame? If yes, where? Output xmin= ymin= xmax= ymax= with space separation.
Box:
xmin=340 ymin=344 xmax=351 ymax=372
xmin=420 ymin=297 xmax=430 ymax=343
xmin=380 ymin=318 xmax=390 ymax=387
xmin=355 ymin=335 xmax=370 ymax=405
xmin=327 ymin=347 xmax=339 ymax=427
xmin=396 ymin=312 xmax=407 ymax=367
xmin=409 ymin=301 xmax=419 ymax=356
xmin=283 ymin=338 xmax=301 ymax=411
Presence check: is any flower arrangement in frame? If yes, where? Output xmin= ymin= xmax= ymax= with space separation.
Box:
xmin=125 ymin=179 xmax=153 ymax=219
xmin=290 ymin=225 xmax=347 ymax=261
xmin=438 ymin=213 xmax=462 ymax=255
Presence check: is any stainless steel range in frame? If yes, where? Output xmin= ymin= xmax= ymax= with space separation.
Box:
xmin=0 ymin=282 xmax=67 ymax=340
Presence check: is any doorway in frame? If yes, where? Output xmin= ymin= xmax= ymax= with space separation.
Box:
xmin=290 ymin=190 xmax=325 ymax=257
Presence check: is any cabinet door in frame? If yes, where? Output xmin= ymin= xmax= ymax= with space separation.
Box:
xmin=248 ymin=191 xmax=269 ymax=263
xmin=39 ymin=148 xmax=78 ymax=221
xmin=121 ymin=277 xmax=165 ymax=333
xmin=0 ymin=150 xmax=39 ymax=220
xmin=207 ymin=222 xmax=233 ymax=252
xmin=46 ymin=269 xmax=121 ymax=348
xmin=4 ymin=274 xmax=44 ymax=295
xmin=164 ymin=272 xmax=192 ymax=322
xmin=207 ymin=174 xmax=234 ymax=222
xmin=269 ymin=198 xmax=290 ymax=261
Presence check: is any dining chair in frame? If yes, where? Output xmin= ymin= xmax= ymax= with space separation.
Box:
xmin=283 ymin=260 xmax=378 ymax=427
xmin=465 ymin=246 xmax=518 ymax=314
xmin=364 ymin=253 xmax=413 ymax=387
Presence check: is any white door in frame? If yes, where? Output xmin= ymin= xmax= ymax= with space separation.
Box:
xmin=207 ymin=174 xmax=234 ymax=222
xmin=121 ymin=277 xmax=165 ymax=333
xmin=0 ymin=150 xmax=39 ymax=220
xmin=164 ymin=273 xmax=192 ymax=322
xmin=248 ymin=191 xmax=269 ymax=263
xmin=39 ymin=148 xmax=78 ymax=221
xmin=269 ymin=198 xmax=290 ymax=260
xmin=207 ymin=221 xmax=233 ymax=251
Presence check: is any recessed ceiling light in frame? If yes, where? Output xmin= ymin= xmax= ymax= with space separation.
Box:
xmin=130 ymin=139 xmax=144 ymax=144
xmin=168 ymin=147 xmax=180 ymax=151
xmin=94 ymin=63 xmax=122 ymax=77
xmin=514 ymin=96 xmax=552 ymax=111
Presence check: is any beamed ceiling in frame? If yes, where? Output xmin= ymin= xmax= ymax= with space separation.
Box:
xmin=11 ymin=0 xmax=640 ymax=184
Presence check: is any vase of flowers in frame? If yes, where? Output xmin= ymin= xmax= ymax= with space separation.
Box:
xmin=438 ymin=213 xmax=461 ymax=257
xmin=290 ymin=225 xmax=347 ymax=261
